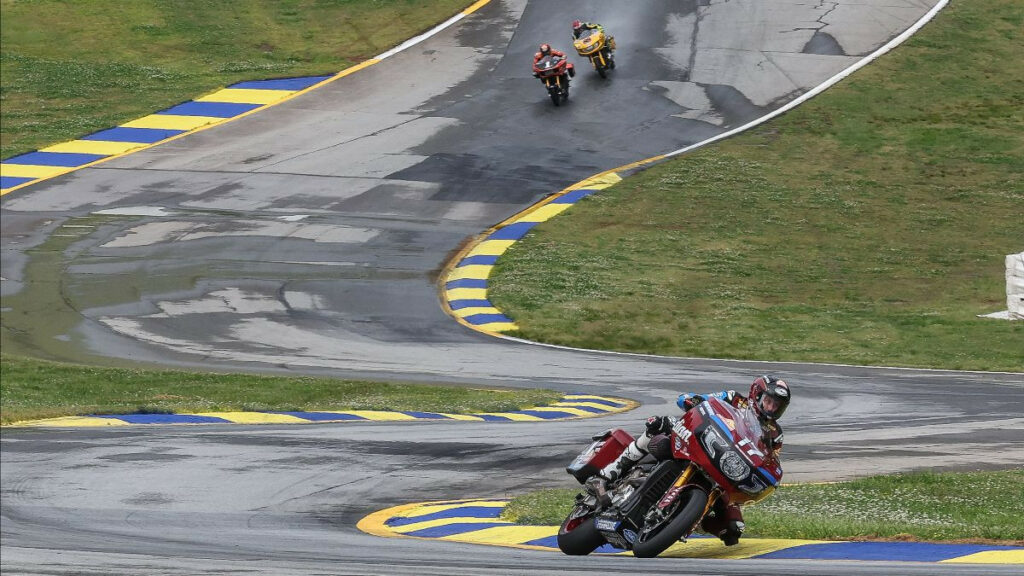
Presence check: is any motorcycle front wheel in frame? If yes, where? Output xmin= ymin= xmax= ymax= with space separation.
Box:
xmin=631 ymin=486 xmax=709 ymax=558
xmin=556 ymin=503 xmax=605 ymax=555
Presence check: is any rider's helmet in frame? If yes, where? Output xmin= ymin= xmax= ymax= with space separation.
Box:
xmin=749 ymin=375 xmax=791 ymax=421
xmin=572 ymin=20 xmax=583 ymax=32
xmin=539 ymin=43 xmax=552 ymax=56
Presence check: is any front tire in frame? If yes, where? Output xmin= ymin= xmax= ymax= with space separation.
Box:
xmin=557 ymin=504 xmax=605 ymax=555
xmin=631 ymin=487 xmax=709 ymax=558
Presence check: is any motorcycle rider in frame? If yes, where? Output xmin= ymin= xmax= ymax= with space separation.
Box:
xmin=571 ymin=19 xmax=604 ymax=39
xmin=533 ymin=43 xmax=575 ymax=77
xmin=571 ymin=19 xmax=615 ymax=67
xmin=586 ymin=375 xmax=791 ymax=546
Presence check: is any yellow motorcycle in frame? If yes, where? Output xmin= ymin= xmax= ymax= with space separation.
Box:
xmin=573 ymin=28 xmax=616 ymax=78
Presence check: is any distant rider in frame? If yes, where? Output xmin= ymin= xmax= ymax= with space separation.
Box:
xmin=571 ymin=19 xmax=604 ymax=39
xmin=532 ymin=43 xmax=575 ymax=77
xmin=571 ymin=19 xmax=615 ymax=67
xmin=587 ymin=375 xmax=791 ymax=546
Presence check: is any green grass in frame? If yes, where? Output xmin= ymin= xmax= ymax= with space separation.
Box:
xmin=0 ymin=0 xmax=473 ymax=158
xmin=502 ymin=469 xmax=1024 ymax=544
xmin=0 ymin=354 xmax=563 ymax=424
xmin=488 ymin=0 xmax=1024 ymax=371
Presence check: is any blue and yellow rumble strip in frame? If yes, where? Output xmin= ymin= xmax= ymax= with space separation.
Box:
xmin=441 ymin=158 xmax=664 ymax=335
xmin=6 ymin=394 xmax=635 ymax=428
xmin=442 ymin=172 xmax=627 ymax=333
xmin=0 ymin=75 xmax=333 ymax=195
xmin=358 ymin=499 xmax=1024 ymax=564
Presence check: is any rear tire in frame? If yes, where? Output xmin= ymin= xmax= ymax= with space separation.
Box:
xmin=631 ymin=487 xmax=709 ymax=558
xmin=557 ymin=505 xmax=605 ymax=556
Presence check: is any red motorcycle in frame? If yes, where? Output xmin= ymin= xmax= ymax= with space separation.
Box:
xmin=558 ymin=397 xmax=783 ymax=557
xmin=533 ymin=54 xmax=573 ymax=106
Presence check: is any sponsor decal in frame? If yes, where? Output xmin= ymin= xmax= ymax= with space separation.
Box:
xmin=623 ymin=529 xmax=638 ymax=544
xmin=737 ymin=437 xmax=765 ymax=459
xmin=658 ymin=486 xmax=682 ymax=509
xmin=595 ymin=517 xmax=620 ymax=532
xmin=701 ymin=426 xmax=730 ymax=458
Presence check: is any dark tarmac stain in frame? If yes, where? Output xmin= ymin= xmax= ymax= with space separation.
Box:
xmin=99 ymin=451 xmax=192 ymax=463
xmin=358 ymin=440 xmax=503 ymax=458
xmin=196 ymin=435 xmax=346 ymax=449
xmin=264 ymin=455 xmax=338 ymax=467
xmin=200 ymin=182 xmax=246 ymax=197
xmin=141 ymin=179 xmax=179 ymax=193
xmin=414 ymin=452 xmax=568 ymax=475
xmin=802 ymin=31 xmax=847 ymax=56
xmin=63 ymin=463 xmax=108 ymax=470
xmin=389 ymin=153 xmax=572 ymax=203
xmin=243 ymin=154 xmax=274 ymax=164
xmin=121 ymin=491 xmax=176 ymax=505
xmin=0 ymin=440 xmax=108 ymax=453
xmin=703 ymin=84 xmax=767 ymax=126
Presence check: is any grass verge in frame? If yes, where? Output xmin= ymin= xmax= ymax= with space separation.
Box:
xmin=1 ymin=0 xmax=474 ymax=158
xmin=488 ymin=0 xmax=1024 ymax=371
xmin=502 ymin=469 xmax=1024 ymax=544
xmin=0 ymin=355 xmax=562 ymax=425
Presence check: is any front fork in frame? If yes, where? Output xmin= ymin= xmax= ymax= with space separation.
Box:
xmin=655 ymin=463 xmax=721 ymax=538
xmin=545 ymin=76 xmax=566 ymax=92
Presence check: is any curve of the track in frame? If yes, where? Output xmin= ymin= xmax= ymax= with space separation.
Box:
xmin=2 ymin=1 xmax=1022 ymax=575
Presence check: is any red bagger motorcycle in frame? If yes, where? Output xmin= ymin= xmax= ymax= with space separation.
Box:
xmin=557 ymin=397 xmax=783 ymax=558
xmin=533 ymin=54 xmax=573 ymax=106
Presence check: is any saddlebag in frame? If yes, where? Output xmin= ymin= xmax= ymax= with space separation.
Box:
xmin=566 ymin=428 xmax=634 ymax=483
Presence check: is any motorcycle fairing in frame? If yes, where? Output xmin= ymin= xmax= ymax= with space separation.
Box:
xmin=677 ymin=398 xmax=781 ymax=503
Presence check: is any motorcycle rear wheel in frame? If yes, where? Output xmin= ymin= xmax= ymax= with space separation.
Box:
xmin=631 ymin=486 xmax=709 ymax=558
xmin=556 ymin=503 xmax=605 ymax=555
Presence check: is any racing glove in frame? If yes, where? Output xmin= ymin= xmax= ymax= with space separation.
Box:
xmin=645 ymin=415 xmax=672 ymax=437
xmin=679 ymin=393 xmax=706 ymax=411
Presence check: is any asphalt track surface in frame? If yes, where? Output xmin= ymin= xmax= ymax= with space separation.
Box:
xmin=2 ymin=1 xmax=1023 ymax=574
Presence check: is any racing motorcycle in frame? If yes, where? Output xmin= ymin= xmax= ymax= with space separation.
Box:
xmin=557 ymin=397 xmax=782 ymax=558
xmin=573 ymin=28 xmax=616 ymax=78
xmin=533 ymin=54 xmax=572 ymax=106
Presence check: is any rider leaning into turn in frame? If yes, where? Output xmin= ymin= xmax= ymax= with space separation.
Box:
xmin=587 ymin=375 xmax=791 ymax=546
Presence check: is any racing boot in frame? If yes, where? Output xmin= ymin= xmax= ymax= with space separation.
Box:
xmin=701 ymin=500 xmax=745 ymax=546
xmin=585 ymin=438 xmax=647 ymax=505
